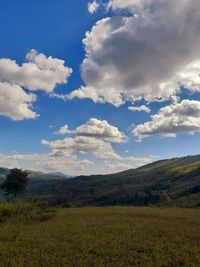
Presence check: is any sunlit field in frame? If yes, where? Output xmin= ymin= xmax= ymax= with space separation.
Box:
xmin=0 ymin=206 xmax=199 ymax=267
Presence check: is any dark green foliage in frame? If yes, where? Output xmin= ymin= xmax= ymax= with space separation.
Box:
xmin=1 ymin=168 xmax=29 ymax=197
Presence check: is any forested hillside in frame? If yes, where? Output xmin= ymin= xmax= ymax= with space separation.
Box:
xmin=0 ymin=154 xmax=200 ymax=207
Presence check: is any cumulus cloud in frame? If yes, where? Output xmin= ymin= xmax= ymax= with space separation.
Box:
xmin=55 ymin=124 xmax=72 ymax=135
xmin=133 ymin=100 xmax=200 ymax=138
xmin=75 ymin=118 xmax=125 ymax=142
xmin=0 ymin=50 xmax=72 ymax=92
xmin=88 ymin=1 xmax=100 ymax=14
xmin=0 ymin=50 xmax=72 ymax=120
xmin=39 ymin=118 xmax=156 ymax=174
xmin=128 ymin=105 xmax=150 ymax=113
xmin=41 ymin=119 xmax=128 ymax=173
xmin=0 ymin=82 xmax=37 ymax=120
xmin=42 ymin=136 xmax=121 ymax=160
xmin=70 ymin=0 xmax=200 ymax=106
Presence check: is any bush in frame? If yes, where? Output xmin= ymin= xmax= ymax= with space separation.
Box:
xmin=0 ymin=201 xmax=54 ymax=224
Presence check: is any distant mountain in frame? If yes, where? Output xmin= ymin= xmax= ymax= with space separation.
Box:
xmin=47 ymin=172 xmax=71 ymax=178
xmin=0 ymin=154 xmax=200 ymax=207
xmin=28 ymin=170 xmax=69 ymax=177
xmin=28 ymin=171 xmax=70 ymax=180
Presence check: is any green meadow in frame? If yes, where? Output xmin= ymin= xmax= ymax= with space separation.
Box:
xmin=0 ymin=205 xmax=199 ymax=267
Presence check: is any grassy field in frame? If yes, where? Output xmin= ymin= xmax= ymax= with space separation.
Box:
xmin=0 ymin=206 xmax=199 ymax=267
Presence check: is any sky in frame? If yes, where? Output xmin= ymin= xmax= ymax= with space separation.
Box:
xmin=1 ymin=0 xmax=200 ymax=175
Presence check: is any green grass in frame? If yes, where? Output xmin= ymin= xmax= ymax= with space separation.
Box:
xmin=0 ymin=207 xmax=199 ymax=267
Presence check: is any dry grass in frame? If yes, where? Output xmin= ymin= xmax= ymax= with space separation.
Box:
xmin=0 ymin=207 xmax=199 ymax=267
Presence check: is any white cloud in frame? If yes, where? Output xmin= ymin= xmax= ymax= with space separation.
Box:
xmin=0 ymin=152 xmax=92 ymax=176
xmin=88 ymin=1 xmax=100 ymax=14
xmin=56 ymin=124 xmax=72 ymax=135
xmin=133 ymin=100 xmax=200 ymax=138
xmin=38 ymin=118 xmax=156 ymax=174
xmin=42 ymin=118 xmax=127 ymax=172
xmin=41 ymin=119 xmax=127 ymax=173
xmin=70 ymin=0 xmax=200 ymax=106
xmin=128 ymin=105 xmax=150 ymax=113
xmin=42 ymin=136 xmax=121 ymax=160
xmin=0 ymin=82 xmax=37 ymax=120
xmin=0 ymin=50 xmax=72 ymax=92
xmin=75 ymin=118 xmax=125 ymax=142
xmin=0 ymin=50 xmax=72 ymax=120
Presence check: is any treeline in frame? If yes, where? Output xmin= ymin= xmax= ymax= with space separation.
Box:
xmin=86 ymin=192 xmax=162 ymax=207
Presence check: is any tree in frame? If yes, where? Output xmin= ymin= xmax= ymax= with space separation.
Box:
xmin=1 ymin=168 xmax=29 ymax=198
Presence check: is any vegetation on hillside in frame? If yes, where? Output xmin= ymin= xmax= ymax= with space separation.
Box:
xmin=22 ymin=155 xmax=200 ymax=208
xmin=0 ymin=154 xmax=199 ymax=208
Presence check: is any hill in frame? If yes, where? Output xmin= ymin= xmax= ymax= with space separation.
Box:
xmin=0 ymin=154 xmax=200 ymax=207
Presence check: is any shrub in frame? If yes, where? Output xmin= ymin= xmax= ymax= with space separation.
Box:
xmin=0 ymin=201 xmax=53 ymax=224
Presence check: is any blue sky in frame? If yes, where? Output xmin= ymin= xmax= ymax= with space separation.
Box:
xmin=0 ymin=0 xmax=200 ymax=175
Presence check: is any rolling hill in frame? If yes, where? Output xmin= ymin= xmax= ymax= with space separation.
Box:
xmin=0 ymin=154 xmax=200 ymax=207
